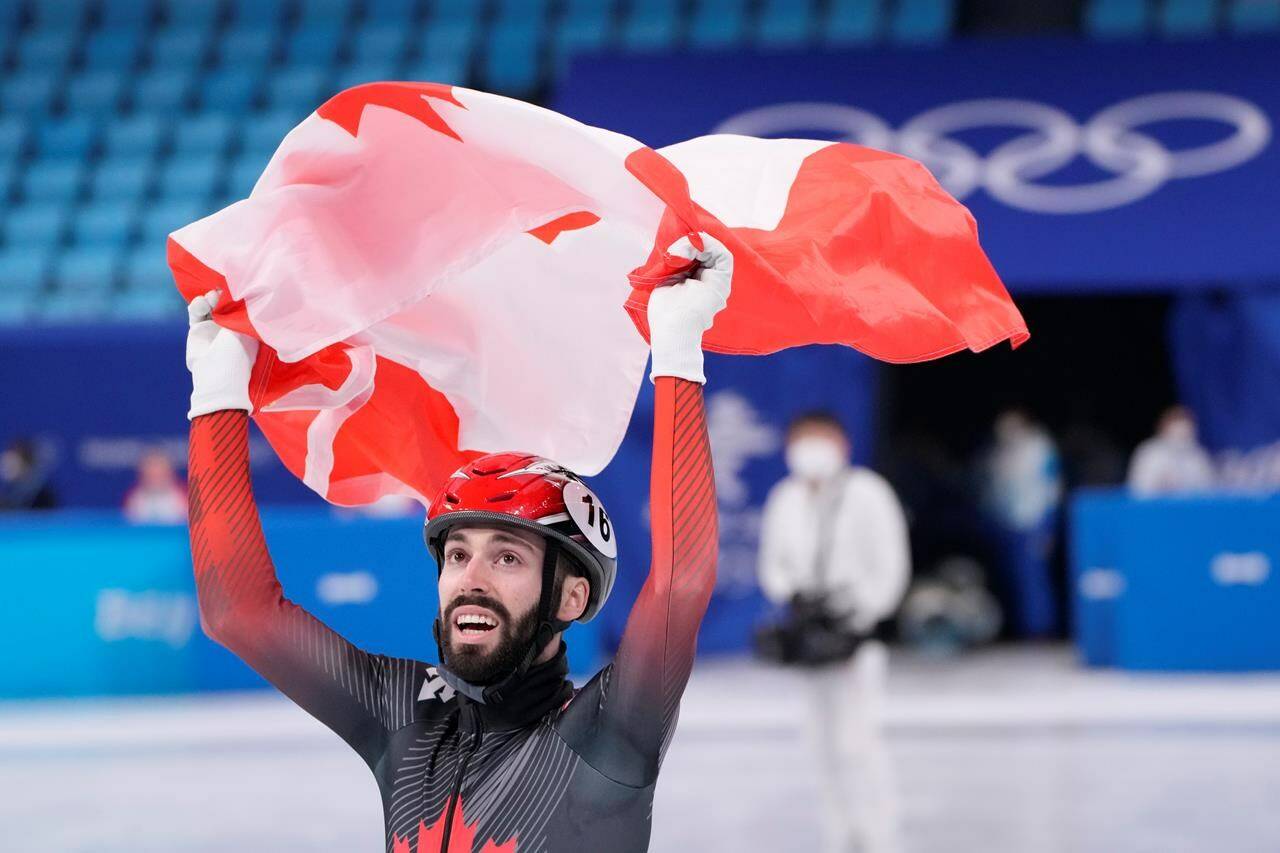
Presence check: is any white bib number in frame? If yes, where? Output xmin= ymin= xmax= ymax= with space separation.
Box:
xmin=564 ymin=480 xmax=617 ymax=558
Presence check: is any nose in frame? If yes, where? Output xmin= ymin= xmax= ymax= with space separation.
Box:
xmin=456 ymin=554 xmax=492 ymax=593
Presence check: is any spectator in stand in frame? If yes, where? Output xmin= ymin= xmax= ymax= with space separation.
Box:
xmin=1127 ymin=406 xmax=1216 ymax=496
xmin=0 ymin=438 xmax=57 ymax=511
xmin=123 ymin=449 xmax=188 ymax=524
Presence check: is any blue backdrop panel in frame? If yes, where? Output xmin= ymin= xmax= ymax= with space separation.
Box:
xmin=1170 ymin=291 xmax=1280 ymax=453
xmin=555 ymin=38 xmax=1280 ymax=291
xmin=0 ymin=322 xmax=317 ymax=508
xmin=1071 ymin=489 xmax=1280 ymax=671
xmin=0 ymin=511 xmax=602 ymax=700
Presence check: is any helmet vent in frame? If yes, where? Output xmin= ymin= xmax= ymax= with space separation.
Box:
xmin=471 ymin=463 xmax=506 ymax=476
xmin=487 ymin=490 xmax=517 ymax=502
xmin=445 ymin=493 xmax=461 ymax=505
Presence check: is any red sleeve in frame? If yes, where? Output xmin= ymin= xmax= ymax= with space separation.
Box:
xmin=588 ymin=376 xmax=718 ymax=780
xmin=188 ymin=410 xmax=422 ymax=765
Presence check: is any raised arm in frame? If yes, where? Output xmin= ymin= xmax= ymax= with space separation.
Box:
xmin=577 ymin=234 xmax=729 ymax=785
xmin=185 ymin=294 xmax=419 ymax=767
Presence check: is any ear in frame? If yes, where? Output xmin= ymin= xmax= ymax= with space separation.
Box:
xmin=555 ymin=575 xmax=590 ymax=623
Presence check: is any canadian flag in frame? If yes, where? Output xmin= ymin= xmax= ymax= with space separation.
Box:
xmin=168 ymin=82 xmax=1027 ymax=507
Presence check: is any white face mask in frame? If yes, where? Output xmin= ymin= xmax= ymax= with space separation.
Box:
xmin=786 ymin=438 xmax=846 ymax=481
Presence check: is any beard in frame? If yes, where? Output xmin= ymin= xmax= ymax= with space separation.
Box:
xmin=440 ymin=593 xmax=539 ymax=685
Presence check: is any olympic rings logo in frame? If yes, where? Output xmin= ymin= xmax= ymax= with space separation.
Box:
xmin=714 ymin=92 xmax=1272 ymax=214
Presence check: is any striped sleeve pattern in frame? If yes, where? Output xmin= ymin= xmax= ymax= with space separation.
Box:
xmin=188 ymin=410 xmax=420 ymax=765
xmin=596 ymin=376 xmax=719 ymax=782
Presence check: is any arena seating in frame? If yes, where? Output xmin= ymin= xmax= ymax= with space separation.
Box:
xmin=6 ymin=0 xmax=1271 ymax=324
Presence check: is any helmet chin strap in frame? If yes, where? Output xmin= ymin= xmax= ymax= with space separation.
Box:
xmin=434 ymin=538 xmax=571 ymax=706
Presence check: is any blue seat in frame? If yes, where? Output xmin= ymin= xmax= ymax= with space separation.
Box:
xmin=72 ymin=200 xmax=139 ymax=248
xmin=217 ymin=27 xmax=279 ymax=69
xmin=241 ymin=111 xmax=300 ymax=157
xmin=423 ymin=19 xmax=480 ymax=63
xmin=0 ymin=247 xmax=52 ymax=297
xmin=23 ymin=161 xmax=84 ymax=205
xmin=158 ymin=155 xmax=224 ymax=201
xmin=100 ymin=0 xmax=157 ymax=27
xmin=351 ymin=24 xmax=411 ymax=64
xmin=494 ymin=0 xmax=551 ymax=23
xmin=123 ymin=244 xmax=180 ymax=294
xmin=150 ymin=26 xmax=214 ymax=69
xmin=333 ymin=60 xmax=399 ymax=91
xmin=54 ymin=246 xmax=123 ymax=292
xmin=103 ymin=115 xmax=166 ymax=159
xmin=0 ymin=289 xmax=39 ymax=323
xmin=756 ymin=0 xmax=816 ymax=48
xmin=227 ymin=154 xmax=267 ymax=198
xmin=14 ymin=31 xmax=76 ymax=70
xmin=112 ymin=286 xmax=185 ymax=320
xmin=89 ymin=157 xmax=155 ymax=203
xmin=264 ymin=66 xmax=329 ymax=111
xmin=4 ymin=203 xmax=69 ymax=248
xmin=36 ymin=118 xmax=98 ymax=159
xmin=552 ymin=0 xmax=614 ymax=68
xmin=889 ymin=0 xmax=955 ymax=43
xmin=64 ymin=70 xmax=128 ymax=117
xmin=28 ymin=0 xmax=91 ymax=31
xmin=228 ymin=0 xmax=288 ymax=26
xmin=284 ymin=23 xmax=345 ymax=66
xmin=1230 ymin=0 xmax=1280 ymax=32
xmin=0 ymin=117 xmax=28 ymax=159
xmin=297 ymin=0 xmax=354 ymax=25
xmin=484 ymin=21 xmax=543 ymax=96
xmin=38 ymin=290 xmax=113 ymax=322
xmin=366 ymin=0 xmax=420 ymax=24
xmin=132 ymin=67 xmax=196 ymax=111
xmin=140 ymin=199 xmax=206 ymax=245
xmin=84 ymin=28 xmax=145 ymax=69
xmin=430 ymin=0 xmax=483 ymax=25
xmin=825 ymin=0 xmax=880 ymax=45
xmin=620 ymin=0 xmax=681 ymax=52
xmin=1158 ymin=0 xmax=1216 ymax=36
xmin=0 ymin=0 xmax=23 ymax=33
xmin=201 ymin=67 xmax=261 ymax=110
xmin=687 ymin=0 xmax=748 ymax=50
xmin=172 ymin=113 xmax=234 ymax=156
xmin=403 ymin=55 xmax=469 ymax=85
xmin=1 ymin=72 xmax=57 ymax=116
xmin=1084 ymin=0 xmax=1149 ymax=37
xmin=159 ymin=0 xmax=222 ymax=30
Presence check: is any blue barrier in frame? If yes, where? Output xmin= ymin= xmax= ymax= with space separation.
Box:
xmin=1071 ymin=489 xmax=1280 ymax=671
xmin=0 ymin=510 xmax=603 ymax=699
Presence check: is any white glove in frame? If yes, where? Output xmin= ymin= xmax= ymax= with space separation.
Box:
xmin=186 ymin=290 xmax=259 ymax=420
xmin=647 ymin=232 xmax=733 ymax=384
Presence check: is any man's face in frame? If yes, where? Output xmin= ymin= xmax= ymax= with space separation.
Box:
xmin=438 ymin=525 xmax=547 ymax=684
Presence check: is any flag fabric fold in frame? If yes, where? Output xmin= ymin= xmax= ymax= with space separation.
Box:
xmin=168 ymin=82 xmax=1027 ymax=507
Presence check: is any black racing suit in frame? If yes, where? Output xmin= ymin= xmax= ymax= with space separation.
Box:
xmin=188 ymin=376 xmax=718 ymax=852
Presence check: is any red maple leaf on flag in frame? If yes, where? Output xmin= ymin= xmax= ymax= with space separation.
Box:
xmin=318 ymin=81 xmax=466 ymax=141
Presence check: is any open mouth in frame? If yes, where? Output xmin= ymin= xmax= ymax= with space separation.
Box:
xmin=454 ymin=612 xmax=499 ymax=638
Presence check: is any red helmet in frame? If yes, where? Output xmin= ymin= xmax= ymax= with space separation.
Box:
xmin=424 ymin=452 xmax=618 ymax=622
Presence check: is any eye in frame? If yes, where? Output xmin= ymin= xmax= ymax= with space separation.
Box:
xmin=445 ymin=548 xmax=467 ymax=564
xmin=498 ymin=552 xmax=522 ymax=567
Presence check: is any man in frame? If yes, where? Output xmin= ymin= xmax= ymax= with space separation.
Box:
xmin=979 ymin=408 xmax=1063 ymax=638
xmin=757 ymin=411 xmax=911 ymax=853
xmin=185 ymin=234 xmax=730 ymax=852
xmin=1127 ymin=405 xmax=1215 ymax=496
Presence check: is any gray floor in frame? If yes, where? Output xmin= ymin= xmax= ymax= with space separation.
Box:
xmin=2 ymin=646 xmax=1279 ymax=852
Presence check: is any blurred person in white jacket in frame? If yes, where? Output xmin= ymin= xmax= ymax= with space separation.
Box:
xmin=1127 ymin=406 xmax=1215 ymax=496
xmin=758 ymin=411 xmax=911 ymax=853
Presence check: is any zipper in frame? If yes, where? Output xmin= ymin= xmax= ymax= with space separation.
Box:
xmin=440 ymin=702 xmax=484 ymax=853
